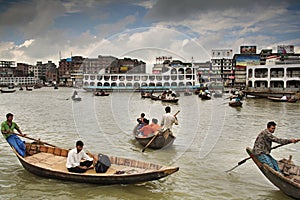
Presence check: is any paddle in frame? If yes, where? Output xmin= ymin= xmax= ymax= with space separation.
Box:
xmin=225 ymin=139 xmax=300 ymax=173
xmin=142 ymin=110 xmax=180 ymax=152
xmin=13 ymin=133 xmax=57 ymax=148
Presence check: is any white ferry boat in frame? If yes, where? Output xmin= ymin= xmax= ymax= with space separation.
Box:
xmin=83 ymin=65 xmax=200 ymax=92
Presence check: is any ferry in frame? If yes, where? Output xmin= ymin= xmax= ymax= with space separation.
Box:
xmin=82 ymin=65 xmax=200 ymax=92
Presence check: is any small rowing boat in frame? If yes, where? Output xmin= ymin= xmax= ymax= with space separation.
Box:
xmin=133 ymin=125 xmax=175 ymax=150
xmin=7 ymin=138 xmax=179 ymax=185
xmin=229 ymin=100 xmax=243 ymax=107
xmin=267 ymin=96 xmax=298 ymax=103
xmin=247 ymin=147 xmax=300 ymax=199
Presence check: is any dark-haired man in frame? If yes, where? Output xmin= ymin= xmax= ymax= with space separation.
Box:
xmin=252 ymin=121 xmax=298 ymax=171
xmin=66 ymin=140 xmax=94 ymax=173
xmin=1 ymin=113 xmax=26 ymax=157
xmin=161 ymin=106 xmax=178 ymax=132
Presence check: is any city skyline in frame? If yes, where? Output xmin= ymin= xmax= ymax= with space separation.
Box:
xmin=0 ymin=0 xmax=299 ymax=66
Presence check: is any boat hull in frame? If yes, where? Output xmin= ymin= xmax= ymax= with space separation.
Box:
xmin=12 ymin=143 xmax=178 ymax=185
xmin=134 ymin=126 xmax=175 ymax=149
xmin=229 ymin=101 xmax=243 ymax=107
xmin=246 ymin=147 xmax=300 ymax=199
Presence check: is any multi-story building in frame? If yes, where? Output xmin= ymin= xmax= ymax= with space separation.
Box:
xmin=211 ymin=49 xmax=234 ymax=86
xmin=58 ymin=56 xmax=84 ymax=86
xmin=15 ymin=63 xmax=30 ymax=77
xmin=0 ymin=61 xmax=15 ymax=77
xmin=244 ymin=45 xmax=300 ymax=97
xmin=193 ymin=61 xmax=211 ymax=84
xmin=81 ymin=55 xmax=118 ymax=74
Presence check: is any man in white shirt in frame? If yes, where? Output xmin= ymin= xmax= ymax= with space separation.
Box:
xmin=161 ymin=106 xmax=178 ymax=132
xmin=66 ymin=140 xmax=94 ymax=173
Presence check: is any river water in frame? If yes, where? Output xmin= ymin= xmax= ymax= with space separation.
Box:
xmin=0 ymin=87 xmax=299 ymax=200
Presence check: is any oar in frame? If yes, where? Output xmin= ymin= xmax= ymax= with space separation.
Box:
xmin=13 ymin=133 xmax=57 ymax=148
xmin=142 ymin=110 xmax=180 ymax=152
xmin=225 ymin=140 xmax=300 ymax=173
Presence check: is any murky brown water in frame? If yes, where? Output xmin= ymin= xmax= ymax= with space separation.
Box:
xmin=0 ymin=87 xmax=299 ymax=199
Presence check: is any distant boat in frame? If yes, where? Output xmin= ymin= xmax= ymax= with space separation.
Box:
xmin=26 ymin=86 xmax=32 ymax=91
xmin=267 ymin=96 xmax=298 ymax=103
xmin=229 ymin=100 xmax=243 ymax=107
xmin=94 ymin=91 xmax=109 ymax=96
xmin=0 ymin=88 xmax=16 ymax=93
xmin=71 ymin=91 xmax=81 ymax=101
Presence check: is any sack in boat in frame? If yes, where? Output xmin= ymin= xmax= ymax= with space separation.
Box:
xmin=95 ymin=154 xmax=111 ymax=173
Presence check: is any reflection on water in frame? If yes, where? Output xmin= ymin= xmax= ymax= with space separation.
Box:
xmin=0 ymin=88 xmax=299 ymax=199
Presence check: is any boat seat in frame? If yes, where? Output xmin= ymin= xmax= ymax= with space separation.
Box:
xmin=278 ymin=158 xmax=300 ymax=176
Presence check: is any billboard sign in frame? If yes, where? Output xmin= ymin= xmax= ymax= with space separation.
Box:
xmin=240 ymin=46 xmax=257 ymax=54
xmin=277 ymin=45 xmax=294 ymax=54
xmin=236 ymin=55 xmax=260 ymax=66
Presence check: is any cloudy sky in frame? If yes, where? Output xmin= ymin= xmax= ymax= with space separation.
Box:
xmin=0 ymin=0 xmax=299 ymax=68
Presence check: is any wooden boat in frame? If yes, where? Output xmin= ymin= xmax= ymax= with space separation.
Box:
xmin=8 ymin=140 xmax=179 ymax=185
xmin=150 ymin=95 xmax=161 ymax=101
xmin=161 ymin=98 xmax=179 ymax=103
xmin=72 ymin=91 xmax=81 ymax=101
xmin=26 ymin=86 xmax=33 ymax=91
xmin=150 ymin=95 xmax=179 ymax=103
xmin=133 ymin=125 xmax=176 ymax=149
xmin=267 ymin=96 xmax=298 ymax=103
xmin=141 ymin=92 xmax=152 ymax=98
xmin=94 ymin=92 xmax=109 ymax=96
xmin=199 ymin=93 xmax=211 ymax=100
xmin=0 ymin=88 xmax=16 ymax=93
xmin=246 ymin=147 xmax=300 ymax=199
xmin=229 ymin=100 xmax=243 ymax=107
xmin=72 ymin=96 xmax=82 ymax=101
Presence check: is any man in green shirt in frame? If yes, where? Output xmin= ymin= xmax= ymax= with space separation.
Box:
xmin=1 ymin=113 xmax=26 ymax=157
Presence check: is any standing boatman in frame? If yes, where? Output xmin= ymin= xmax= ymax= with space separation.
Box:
xmin=1 ymin=113 xmax=27 ymax=157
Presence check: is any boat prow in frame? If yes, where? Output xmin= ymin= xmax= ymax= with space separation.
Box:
xmin=11 ymin=142 xmax=179 ymax=185
xmin=246 ymin=147 xmax=300 ymax=199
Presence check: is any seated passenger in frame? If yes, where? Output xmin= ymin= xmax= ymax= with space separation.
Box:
xmin=137 ymin=113 xmax=147 ymax=129
xmin=139 ymin=119 xmax=154 ymax=137
xmin=149 ymin=118 xmax=161 ymax=132
xmin=66 ymin=140 xmax=94 ymax=173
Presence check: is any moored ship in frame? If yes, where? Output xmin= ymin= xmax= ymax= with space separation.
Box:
xmin=83 ymin=64 xmax=200 ymax=92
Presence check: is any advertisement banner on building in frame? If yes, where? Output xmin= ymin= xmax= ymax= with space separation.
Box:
xmin=240 ymin=46 xmax=257 ymax=54
xmin=236 ymin=55 xmax=260 ymax=66
xmin=277 ymin=45 xmax=294 ymax=54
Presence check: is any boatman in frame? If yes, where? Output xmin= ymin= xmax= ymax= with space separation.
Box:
xmin=160 ymin=106 xmax=178 ymax=132
xmin=252 ymin=121 xmax=298 ymax=172
xmin=1 ymin=113 xmax=27 ymax=157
